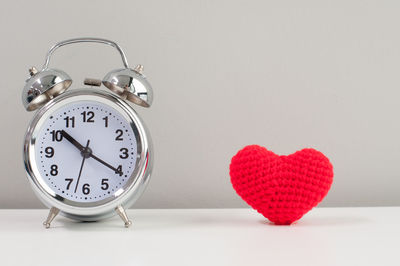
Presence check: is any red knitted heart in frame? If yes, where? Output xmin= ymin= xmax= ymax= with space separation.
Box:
xmin=230 ymin=145 xmax=333 ymax=225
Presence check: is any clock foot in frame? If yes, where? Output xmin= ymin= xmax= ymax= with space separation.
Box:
xmin=43 ymin=207 xmax=60 ymax=228
xmin=115 ymin=205 xmax=132 ymax=228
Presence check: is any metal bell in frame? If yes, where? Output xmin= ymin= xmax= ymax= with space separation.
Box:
xmin=102 ymin=65 xmax=153 ymax=108
xmin=22 ymin=67 xmax=72 ymax=111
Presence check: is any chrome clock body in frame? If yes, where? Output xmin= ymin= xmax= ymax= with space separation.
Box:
xmin=22 ymin=37 xmax=154 ymax=227
xmin=23 ymin=89 xmax=153 ymax=222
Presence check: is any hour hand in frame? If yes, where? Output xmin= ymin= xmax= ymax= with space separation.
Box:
xmin=60 ymin=130 xmax=85 ymax=152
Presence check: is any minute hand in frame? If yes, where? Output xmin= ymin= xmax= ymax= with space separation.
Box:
xmin=61 ymin=130 xmax=122 ymax=175
xmin=90 ymin=153 xmax=123 ymax=176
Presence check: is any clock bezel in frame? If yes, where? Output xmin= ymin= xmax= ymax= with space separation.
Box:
xmin=23 ymin=89 xmax=152 ymax=220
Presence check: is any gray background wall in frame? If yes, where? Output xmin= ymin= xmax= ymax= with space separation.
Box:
xmin=0 ymin=0 xmax=399 ymax=208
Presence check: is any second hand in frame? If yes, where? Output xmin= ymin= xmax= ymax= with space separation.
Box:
xmin=74 ymin=140 xmax=90 ymax=193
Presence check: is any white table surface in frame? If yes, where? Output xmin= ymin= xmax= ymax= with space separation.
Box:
xmin=0 ymin=207 xmax=398 ymax=266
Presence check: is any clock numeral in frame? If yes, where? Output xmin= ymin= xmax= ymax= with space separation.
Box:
xmin=50 ymin=164 xmax=58 ymax=176
xmin=82 ymin=183 xmax=90 ymax=195
xmin=45 ymin=147 xmax=54 ymax=158
xmin=116 ymin=165 xmax=123 ymax=176
xmin=115 ymin=129 xmax=123 ymax=141
xmin=65 ymin=178 xmax=73 ymax=190
xmin=103 ymin=116 xmax=108 ymax=127
xmin=64 ymin=116 xmax=75 ymax=128
xmin=81 ymin=111 xmax=94 ymax=123
xmin=119 ymin=148 xmax=129 ymax=159
xmin=101 ymin=179 xmax=109 ymax=190
xmin=50 ymin=130 xmax=63 ymax=142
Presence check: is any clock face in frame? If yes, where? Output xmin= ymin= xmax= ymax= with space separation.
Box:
xmin=33 ymin=100 xmax=138 ymax=203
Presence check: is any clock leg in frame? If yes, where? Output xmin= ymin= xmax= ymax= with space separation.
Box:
xmin=43 ymin=207 xmax=60 ymax=228
xmin=115 ymin=205 xmax=132 ymax=228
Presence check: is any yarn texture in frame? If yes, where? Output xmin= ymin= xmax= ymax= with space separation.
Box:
xmin=230 ymin=145 xmax=333 ymax=225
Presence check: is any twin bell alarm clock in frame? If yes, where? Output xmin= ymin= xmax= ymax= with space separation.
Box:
xmin=21 ymin=38 xmax=154 ymax=228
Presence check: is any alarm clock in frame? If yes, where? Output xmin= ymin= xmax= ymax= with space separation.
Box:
xmin=21 ymin=38 xmax=153 ymax=228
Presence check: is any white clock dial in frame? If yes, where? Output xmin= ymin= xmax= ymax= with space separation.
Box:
xmin=34 ymin=101 xmax=138 ymax=203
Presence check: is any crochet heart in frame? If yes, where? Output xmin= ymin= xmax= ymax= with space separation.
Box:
xmin=230 ymin=145 xmax=333 ymax=225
